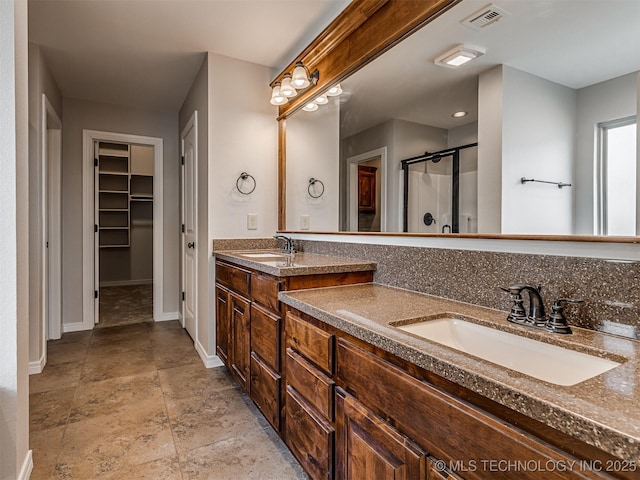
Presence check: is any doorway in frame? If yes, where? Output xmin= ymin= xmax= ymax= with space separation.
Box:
xmin=96 ymin=141 xmax=155 ymax=327
xmin=82 ymin=130 xmax=164 ymax=330
xmin=347 ymin=147 xmax=387 ymax=232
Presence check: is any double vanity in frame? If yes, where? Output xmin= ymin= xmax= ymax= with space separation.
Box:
xmin=214 ymin=247 xmax=639 ymax=480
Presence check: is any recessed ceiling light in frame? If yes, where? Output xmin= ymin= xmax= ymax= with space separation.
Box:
xmin=452 ymin=111 xmax=468 ymax=118
xmin=435 ymin=45 xmax=484 ymax=68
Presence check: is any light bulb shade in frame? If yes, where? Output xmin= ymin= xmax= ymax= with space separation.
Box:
xmin=326 ymin=84 xmax=342 ymax=96
xmin=292 ymin=62 xmax=311 ymax=89
xmin=314 ymin=95 xmax=328 ymax=105
xmin=269 ymin=83 xmax=288 ymax=106
xmin=280 ymin=74 xmax=297 ymax=97
xmin=302 ymin=102 xmax=318 ymax=112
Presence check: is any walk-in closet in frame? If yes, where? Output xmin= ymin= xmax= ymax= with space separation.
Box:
xmin=96 ymin=141 xmax=154 ymax=327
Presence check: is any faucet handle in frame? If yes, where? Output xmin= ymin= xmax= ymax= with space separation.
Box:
xmin=546 ymin=298 xmax=583 ymax=334
xmin=500 ymin=285 xmax=527 ymax=323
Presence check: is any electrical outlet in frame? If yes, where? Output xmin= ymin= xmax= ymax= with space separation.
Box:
xmin=247 ymin=213 xmax=258 ymax=230
xmin=300 ymin=214 xmax=310 ymax=230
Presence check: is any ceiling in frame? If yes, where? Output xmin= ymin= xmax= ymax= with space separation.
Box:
xmin=29 ymin=0 xmax=351 ymax=112
xmin=339 ymin=0 xmax=640 ymax=137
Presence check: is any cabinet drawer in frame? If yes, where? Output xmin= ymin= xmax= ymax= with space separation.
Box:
xmin=286 ymin=348 xmax=334 ymax=421
xmin=286 ymin=312 xmax=334 ymax=375
xmin=251 ymin=304 xmax=280 ymax=371
xmin=336 ymin=338 xmax=591 ymax=480
xmin=215 ymin=261 xmax=250 ymax=297
xmin=286 ymin=386 xmax=334 ymax=480
xmin=250 ymin=353 xmax=281 ymax=432
xmin=251 ymin=272 xmax=281 ymax=312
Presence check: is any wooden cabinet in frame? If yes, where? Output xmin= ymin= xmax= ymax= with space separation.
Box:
xmin=284 ymin=308 xmax=617 ymax=480
xmin=358 ymin=165 xmax=377 ymax=212
xmin=214 ymin=258 xmax=373 ymax=438
xmin=335 ymin=388 xmax=426 ymax=480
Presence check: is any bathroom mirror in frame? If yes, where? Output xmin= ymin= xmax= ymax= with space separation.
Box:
xmin=285 ymin=0 xmax=640 ymax=236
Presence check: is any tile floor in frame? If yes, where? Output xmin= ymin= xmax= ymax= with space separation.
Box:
xmin=30 ymin=321 xmax=306 ymax=479
xmin=97 ymin=285 xmax=154 ymax=328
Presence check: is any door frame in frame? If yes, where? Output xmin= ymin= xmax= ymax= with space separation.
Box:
xmin=347 ymin=147 xmax=387 ymax=232
xmin=41 ymin=94 xmax=62 ymax=349
xmin=81 ymin=129 xmax=164 ymax=331
xmin=179 ymin=111 xmax=198 ymax=339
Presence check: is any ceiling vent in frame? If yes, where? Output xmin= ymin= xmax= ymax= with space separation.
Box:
xmin=462 ymin=4 xmax=509 ymax=31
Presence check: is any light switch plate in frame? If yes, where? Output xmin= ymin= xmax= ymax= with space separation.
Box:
xmin=247 ymin=213 xmax=258 ymax=230
xmin=300 ymin=214 xmax=310 ymax=230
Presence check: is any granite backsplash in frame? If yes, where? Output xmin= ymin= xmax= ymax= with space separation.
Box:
xmin=294 ymin=239 xmax=640 ymax=339
xmin=212 ymin=237 xmax=639 ymax=338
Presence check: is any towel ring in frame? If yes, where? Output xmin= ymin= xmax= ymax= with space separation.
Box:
xmin=236 ymin=172 xmax=256 ymax=195
xmin=308 ymin=178 xmax=325 ymax=199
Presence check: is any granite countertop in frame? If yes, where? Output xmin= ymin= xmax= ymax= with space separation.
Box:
xmin=214 ymin=250 xmax=376 ymax=277
xmin=279 ymin=283 xmax=640 ymax=461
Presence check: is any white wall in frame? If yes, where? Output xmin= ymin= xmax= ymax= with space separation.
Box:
xmin=209 ymin=53 xmax=279 ymax=356
xmin=1 ymin=0 xmax=31 ymax=478
xmin=502 ymin=66 xmax=576 ymax=234
xmin=28 ymin=43 xmax=63 ymax=366
xmin=287 ymin=99 xmax=340 ymax=231
xmin=478 ymin=66 xmax=503 ymax=233
xmin=574 ymin=72 xmax=638 ymax=234
xmin=62 ymin=98 xmax=180 ymax=326
xmin=179 ymin=52 xmax=278 ymax=363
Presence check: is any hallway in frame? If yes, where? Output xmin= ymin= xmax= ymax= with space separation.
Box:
xmin=29 ymin=321 xmax=305 ymax=479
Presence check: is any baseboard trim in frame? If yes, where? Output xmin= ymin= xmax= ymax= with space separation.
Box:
xmin=63 ymin=321 xmax=90 ymax=333
xmin=18 ymin=450 xmax=33 ymax=480
xmin=157 ymin=311 xmax=180 ymax=322
xmin=99 ymin=279 xmax=152 ymax=287
xmin=28 ymin=354 xmax=46 ymax=375
xmin=195 ymin=340 xmax=224 ymax=368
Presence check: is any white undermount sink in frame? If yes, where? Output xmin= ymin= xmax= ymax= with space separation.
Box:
xmin=396 ymin=317 xmax=621 ymax=386
xmin=240 ymin=253 xmax=285 ymax=259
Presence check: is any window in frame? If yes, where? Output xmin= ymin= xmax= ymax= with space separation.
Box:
xmin=596 ymin=116 xmax=637 ymax=236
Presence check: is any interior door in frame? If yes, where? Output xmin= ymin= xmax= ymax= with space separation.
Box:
xmin=181 ymin=113 xmax=198 ymax=340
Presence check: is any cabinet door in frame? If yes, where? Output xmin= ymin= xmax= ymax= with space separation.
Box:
xmin=215 ymin=285 xmax=230 ymax=367
xmin=336 ymin=388 xmax=426 ymax=480
xmin=230 ymin=291 xmax=250 ymax=392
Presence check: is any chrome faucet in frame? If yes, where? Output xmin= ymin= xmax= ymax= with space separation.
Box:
xmin=273 ymin=235 xmax=295 ymax=254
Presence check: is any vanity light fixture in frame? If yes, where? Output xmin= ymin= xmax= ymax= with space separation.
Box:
xmin=435 ymin=45 xmax=484 ymax=68
xmin=452 ymin=111 xmax=468 ymax=118
xmin=326 ymin=84 xmax=343 ymax=96
xmin=314 ymin=95 xmax=329 ymax=105
xmin=291 ymin=61 xmax=319 ymax=89
xmin=302 ymin=102 xmax=319 ymax=112
xmin=269 ymin=82 xmax=288 ymax=106
xmin=280 ymin=73 xmax=297 ymax=98
xmin=270 ymin=61 xmax=320 ymax=106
